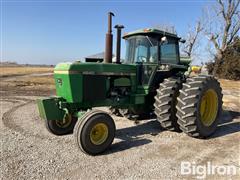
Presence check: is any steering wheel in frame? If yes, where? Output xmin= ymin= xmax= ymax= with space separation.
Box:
xmin=137 ymin=56 xmax=147 ymax=62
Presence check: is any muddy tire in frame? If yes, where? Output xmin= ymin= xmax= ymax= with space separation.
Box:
xmin=176 ymin=75 xmax=223 ymax=138
xmin=74 ymin=110 xmax=115 ymax=155
xmin=46 ymin=114 xmax=77 ymax=135
xmin=154 ymin=77 xmax=182 ymax=131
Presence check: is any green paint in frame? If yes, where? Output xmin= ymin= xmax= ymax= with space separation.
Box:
xmin=130 ymin=94 xmax=145 ymax=104
xmin=37 ymin=97 xmax=65 ymax=121
xmin=137 ymin=86 xmax=149 ymax=94
xmin=180 ymin=56 xmax=191 ymax=66
xmin=53 ymin=63 xmax=137 ymax=104
xmin=54 ymin=62 xmax=136 ymax=74
xmin=114 ymin=78 xmax=131 ymax=86
xmin=54 ymin=73 xmax=83 ymax=103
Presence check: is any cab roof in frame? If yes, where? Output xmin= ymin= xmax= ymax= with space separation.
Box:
xmin=123 ymin=28 xmax=180 ymax=40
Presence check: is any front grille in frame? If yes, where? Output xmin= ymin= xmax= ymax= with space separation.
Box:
xmin=83 ymin=75 xmax=107 ymax=102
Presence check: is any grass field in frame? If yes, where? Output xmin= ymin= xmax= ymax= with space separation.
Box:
xmin=0 ymin=66 xmax=55 ymax=95
xmin=0 ymin=66 xmax=53 ymax=77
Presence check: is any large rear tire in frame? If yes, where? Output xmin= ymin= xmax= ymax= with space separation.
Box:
xmin=154 ymin=77 xmax=182 ymax=131
xmin=74 ymin=110 xmax=115 ymax=155
xmin=176 ymin=75 xmax=223 ymax=138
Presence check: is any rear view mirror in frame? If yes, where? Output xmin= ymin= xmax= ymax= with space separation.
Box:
xmin=180 ymin=39 xmax=186 ymax=43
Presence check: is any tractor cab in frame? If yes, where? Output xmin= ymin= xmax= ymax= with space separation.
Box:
xmin=123 ymin=28 xmax=181 ymax=65
xmin=122 ymin=28 xmax=186 ymax=88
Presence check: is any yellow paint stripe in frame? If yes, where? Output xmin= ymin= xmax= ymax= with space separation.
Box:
xmin=54 ymin=71 xmax=79 ymax=74
xmin=54 ymin=71 xmax=136 ymax=76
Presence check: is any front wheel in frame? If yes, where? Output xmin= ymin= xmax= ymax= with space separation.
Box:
xmin=74 ymin=110 xmax=116 ymax=155
xmin=46 ymin=114 xmax=77 ymax=135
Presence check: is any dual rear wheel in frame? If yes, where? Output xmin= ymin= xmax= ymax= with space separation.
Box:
xmin=154 ymin=77 xmax=182 ymax=131
xmin=154 ymin=75 xmax=222 ymax=138
xmin=176 ymin=76 xmax=222 ymax=137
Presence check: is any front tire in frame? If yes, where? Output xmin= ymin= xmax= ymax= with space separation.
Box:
xmin=176 ymin=75 xmax=223 ymax=138
xmin=74 ymin=110 xmax=116 ymax=155
xmin=46 ymin=114 xmax=77 ymax=135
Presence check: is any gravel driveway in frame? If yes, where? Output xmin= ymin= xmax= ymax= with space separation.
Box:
xmin=1 ymin=82 xmax=239 ymax=179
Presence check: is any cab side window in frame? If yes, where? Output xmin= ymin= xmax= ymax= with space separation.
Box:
xmin=134 ymin=45 xmax=148 ymax=63
xmin=161 ymin=40 xmax=178 ymax=64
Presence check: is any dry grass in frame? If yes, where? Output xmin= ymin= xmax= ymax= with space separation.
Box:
xmin=219 ymin=79 xmax=240 ymax=91
xmin=1 ymin=75 xmax=55 ymax=90
xmin=0 ymin=66 xmax=53 ymax=77
xmin=0 ymin=66 xmax=55 ymax=93
xmin=219 ymin=79 xmax=240 ymax=112
xmin=18 ymin=76 xmax=55 ymax=85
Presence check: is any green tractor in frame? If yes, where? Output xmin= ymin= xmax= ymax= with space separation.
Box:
xmin=37 ymin=12 xmax=223 ymax=155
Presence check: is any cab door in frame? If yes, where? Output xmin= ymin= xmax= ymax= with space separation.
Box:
xmin=135 ymin=44 xmax=159 ymax=86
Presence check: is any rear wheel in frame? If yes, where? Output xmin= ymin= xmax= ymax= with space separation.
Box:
xmin=46 ymin=114 xmax=77 ymax=135
xmin=176 ymin=75 xmax=223 ymax=138
xmin=74 ymin=110 xmax=115 ymax=155
xmin=154 ymin=77 xmax=182 ymax=131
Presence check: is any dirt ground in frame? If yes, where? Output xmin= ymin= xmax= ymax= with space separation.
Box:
xmin=0 ymin=67 xmax=239 ymax=179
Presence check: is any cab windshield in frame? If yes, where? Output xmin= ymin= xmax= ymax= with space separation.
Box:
xmin=124 ymin=35 xmax=158 ymax=64
xmin=124 ymin=35 xmax=179 ymax=64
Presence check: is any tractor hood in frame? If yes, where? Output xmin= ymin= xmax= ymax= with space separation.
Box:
xmin=53 ymin=62 xmax=137 ymax=103
xmin=54 ymin=62 xmax=136 ymax=76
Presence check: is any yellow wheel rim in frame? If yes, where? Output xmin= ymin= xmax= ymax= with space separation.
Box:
xmin=56 ymin=114 xmax=72 ymax=128
xmin=200 ymin=89 xmax=218 ymax=126
xmin=90 ymin=123 xmax=108 ymax=145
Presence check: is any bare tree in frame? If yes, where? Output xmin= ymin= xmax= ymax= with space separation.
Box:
xmin=182 ymin=20 xmax=203 ymax=58
xmin=204 ymin=0 xmax=240 ymax=64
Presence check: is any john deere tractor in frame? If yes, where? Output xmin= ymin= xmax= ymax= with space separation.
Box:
xmin=37 ymin=12 xmax=223 ymax=155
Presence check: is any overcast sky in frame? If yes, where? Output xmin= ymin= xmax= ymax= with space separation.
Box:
xmin=1 ymin=0 xmax=215 ymax=65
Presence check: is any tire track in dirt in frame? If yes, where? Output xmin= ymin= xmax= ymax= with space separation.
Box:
xmin=2 ymin=98 xmax=51 ymax=140
xmin=1 ymin=97 xmax=32 ymax=104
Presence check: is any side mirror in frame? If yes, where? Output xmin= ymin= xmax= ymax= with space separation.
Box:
xmin=180 ymin=39 xmax=186 ymax=43
xmin=161 ymin=36 xmax=168 ymax=44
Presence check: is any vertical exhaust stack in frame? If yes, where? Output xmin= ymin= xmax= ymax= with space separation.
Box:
xmin=114 ymin=25 xmax=124 ymax=64
xmin=104 ymin=12 xmax=115 ymax=63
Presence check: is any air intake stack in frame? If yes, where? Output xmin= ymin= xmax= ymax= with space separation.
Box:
xmin=114 ymin=25 xmax=124 ymax=64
